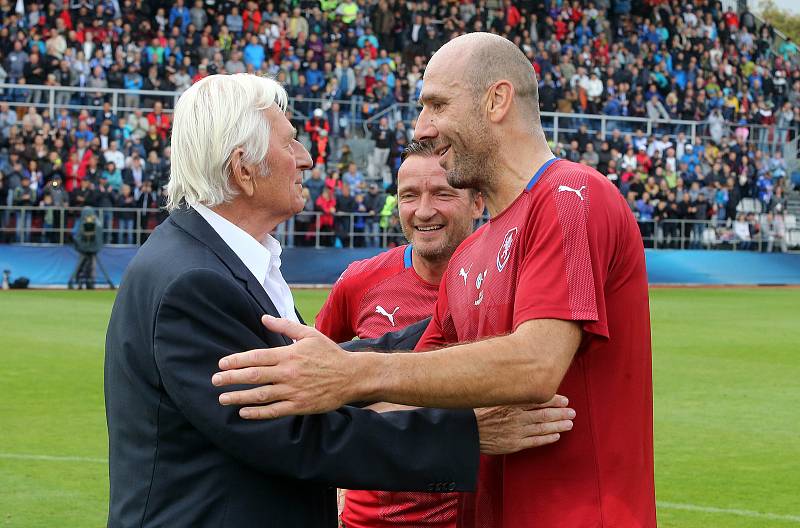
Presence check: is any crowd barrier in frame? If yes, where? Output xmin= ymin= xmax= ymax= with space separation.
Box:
xmin=2 ymin=246 xmax=799 ymax=288
xmin=3 ymin=206 xmax=798 ymax=252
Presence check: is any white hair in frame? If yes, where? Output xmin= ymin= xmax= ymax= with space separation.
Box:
xmin=167 ymin=74 xmax=288 ymax=210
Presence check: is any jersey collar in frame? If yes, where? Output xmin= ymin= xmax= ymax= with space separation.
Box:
xmin=403 ymin=244 xmax=413 ymax=269
xmin=526 ymin=157 xmax=560 ymax=191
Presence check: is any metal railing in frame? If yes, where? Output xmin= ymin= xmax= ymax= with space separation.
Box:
xmin=1 ymin=83 xmax=797 ymax=166
xmin=634 ymin=218 xmax=798 ymax=252
xmin=0 ymin=206 xmax=404 ymax=250
xmin=0 ymin=83 xmax=180 ymax=117
xmin=1 ymin=206 xmax=797 ymax=253
xmin=0 ymin=205 xmax=163 ymax=246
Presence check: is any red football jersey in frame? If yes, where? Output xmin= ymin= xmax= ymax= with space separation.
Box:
xmin=417 ymin=158 xmax=656 ymax=528
xmin=316 ymin=244 xmax=460 ymax=528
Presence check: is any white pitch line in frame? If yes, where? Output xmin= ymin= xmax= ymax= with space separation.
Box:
xmin=0 ymin=453 xmax=107 ymax=463
xmin=658 ymin=501 xmax=800 ymax=523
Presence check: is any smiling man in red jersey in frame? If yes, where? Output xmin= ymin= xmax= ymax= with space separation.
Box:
xmin=317 ymin=140 xmax=483 ymax=343
xmin=317 ymin=140 xmax=574 ymax=528
xmin=215 ymin=33 xmax=655 ymax=528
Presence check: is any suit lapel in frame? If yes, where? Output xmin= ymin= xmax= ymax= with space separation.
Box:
xmin=169 ymin=206 xmax=292 ymax=345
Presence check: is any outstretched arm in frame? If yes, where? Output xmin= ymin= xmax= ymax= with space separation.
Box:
xmin=153 ymin=269 xmax=481 ymax=491
xmin=212 ymin=315 xmax=581 ymax=419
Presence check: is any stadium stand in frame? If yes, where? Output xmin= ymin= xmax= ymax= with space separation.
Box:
xmin=0 ymin=0 xmax=799 ymax=251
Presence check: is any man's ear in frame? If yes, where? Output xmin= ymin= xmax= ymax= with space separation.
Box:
xmin=230 ymin=148 xmax=255 ymax=197
xmin=485 ymin=80 xmax=514 ymax=124
xmin=471 ymin=191 xmax=485 ymax=220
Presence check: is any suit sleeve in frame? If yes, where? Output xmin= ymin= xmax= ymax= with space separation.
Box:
xmin=315 ymin=265 xmax=358 ymax=342
xmin=340 ymin=317 xmax=431 ymax=408
xmin=340 ymin=317 xmax=431 ymax=352
xmin=153 ymin=268 xmax=479 ymax=491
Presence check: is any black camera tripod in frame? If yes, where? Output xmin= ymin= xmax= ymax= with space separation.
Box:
xmin=67 ymin=251 xmax=116 ymax=290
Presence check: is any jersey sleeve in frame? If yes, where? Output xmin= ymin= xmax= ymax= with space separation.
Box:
xmin=513 ymin=176 xmax=609 ymax=339
xmin=316 ymin=266 xmax=360 ymax=343
xmin=415 ymin=274 xmax=454 ymax=351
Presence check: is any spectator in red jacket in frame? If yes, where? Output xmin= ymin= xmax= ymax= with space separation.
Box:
xmin=636 ymin=145 xmax=653 ymax=175
xmin=304 ymin=108 xmax=330 ymax=143
xmin=146 ymin=101 xmax=171 ymax=140
xmin=64 ymin=151 xmax=88 ymax=192
xmin=505 ymin=0 xmax=521 ymax=27
xmin=723 ymin=6 xmax=739 ymax=31
xmin=315 ymin=186 xmax=337 ymax=246
xmin=242 ymin=1 xmax=262 ymax=33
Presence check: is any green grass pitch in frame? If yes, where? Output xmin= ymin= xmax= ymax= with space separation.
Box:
xmin=1 ymin=288 xmax=798 ymax=527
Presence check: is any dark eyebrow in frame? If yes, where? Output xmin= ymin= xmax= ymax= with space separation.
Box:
xmin=418 ymin=92 xmax=448 ymax=107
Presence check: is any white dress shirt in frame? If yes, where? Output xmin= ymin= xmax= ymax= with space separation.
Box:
xmin=193 ymin=204 xmax=299 ymax=323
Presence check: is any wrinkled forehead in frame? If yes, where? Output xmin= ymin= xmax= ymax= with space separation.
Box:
xmin=265 ymin=106 xmax=295 ymax=135
xmin=398 ymin=157 xmax=454 ymax=191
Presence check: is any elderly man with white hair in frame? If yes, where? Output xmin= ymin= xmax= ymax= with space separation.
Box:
xmin=104 ymin=74 xmax=561 ymax=527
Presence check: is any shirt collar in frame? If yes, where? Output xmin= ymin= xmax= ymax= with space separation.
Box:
xmin=193 ymin=203 xmax=274 ymax=286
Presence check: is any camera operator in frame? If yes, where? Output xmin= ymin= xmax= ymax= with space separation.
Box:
xmin=68 ymin=206 xmax=107 ymax=289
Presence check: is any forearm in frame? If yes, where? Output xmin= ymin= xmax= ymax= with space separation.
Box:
xmin=351 ymin=321 xmax=578 ymax=408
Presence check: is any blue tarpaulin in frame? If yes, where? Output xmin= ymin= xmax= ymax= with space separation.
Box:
xmin=1 ymin=246 xmax=799 ymax=287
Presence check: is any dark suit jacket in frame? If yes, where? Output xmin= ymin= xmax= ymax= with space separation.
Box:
xmin=104 ymin=206 xmax=478 ymax=527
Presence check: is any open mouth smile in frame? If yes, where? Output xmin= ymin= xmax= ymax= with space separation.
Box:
xmin=415 ymin=225 xmax=444 ymax=232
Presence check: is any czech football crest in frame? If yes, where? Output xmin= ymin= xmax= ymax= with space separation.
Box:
xmin=497 ymin=227 xmax=517 ymax=272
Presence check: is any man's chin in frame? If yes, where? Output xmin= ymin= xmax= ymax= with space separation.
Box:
xmin=291 ymin=200 xmax=305 ymax=216
xmin=446 ymin=169 xmax=475 ymax=190
xmin=410 ymin=239 xmax=448 ymax=261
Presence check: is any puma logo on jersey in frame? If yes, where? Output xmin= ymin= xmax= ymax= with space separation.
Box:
xmin=375 ymin=305 xmax=400 ymax=326
xmin=459 ymin=264 xmax=472 ymax=286
xmin=557 ymin=185 xmax=587 ymax=201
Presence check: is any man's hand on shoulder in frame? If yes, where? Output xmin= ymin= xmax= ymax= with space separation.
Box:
xmin=212 ymin=315 xmax=370 ymax=419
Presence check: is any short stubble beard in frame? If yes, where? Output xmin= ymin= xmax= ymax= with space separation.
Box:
xmin=446 ymin=116 xmax=500 ymax=194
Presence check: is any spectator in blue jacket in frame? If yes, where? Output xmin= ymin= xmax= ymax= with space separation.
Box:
xmin=243 ymin=36 xmax=265 ymax=71
xmin=680 ymin=144 xmax=700 ymax=174
xmin=169 ymin=0 xmax=191 ymax=34
xmin=306 ymin=62 xmax=325 ymax=93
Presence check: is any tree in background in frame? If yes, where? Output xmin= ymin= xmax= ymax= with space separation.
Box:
xmin=759 ymin=0 xmax=800 ymax=45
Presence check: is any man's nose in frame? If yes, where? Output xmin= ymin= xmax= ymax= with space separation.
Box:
xmin=413 ymin=107 xmax=437 ymax=143
xmin=295 ymin=142 xmax=313 ymax=170
xmin=415 ymin=193 xmax=436 ymax=220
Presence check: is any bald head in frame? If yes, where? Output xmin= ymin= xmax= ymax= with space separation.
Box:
xmin=431 ymin=33 xmax=540 ymax=119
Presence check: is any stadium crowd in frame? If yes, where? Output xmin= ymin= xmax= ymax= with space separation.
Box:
xmin=0 ymin=0 xmax=797 ymax=250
